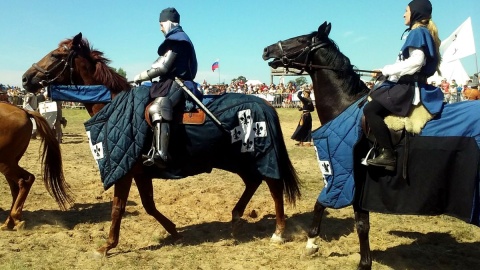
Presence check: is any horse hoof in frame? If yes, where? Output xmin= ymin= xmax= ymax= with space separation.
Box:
xmin=92 ymin=249 xmax=105 ymax=259
xmin=304 ymin=247 xmax=319 ymax=256
xmin=270 ymin=233 xmax=286 ymax=244
xmin=14 ymin=221 xmax=25 ymax=231
xmin=93 ymin=247 xmax=108 ymax=258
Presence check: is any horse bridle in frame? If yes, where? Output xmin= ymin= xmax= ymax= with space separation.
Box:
xmin=275 ymin=36 xmax=375 ymax=75
xmin=275 ymin=36 xmax=331 ymax=74
xmin=32 ymin=44 xmax=77 ymax=86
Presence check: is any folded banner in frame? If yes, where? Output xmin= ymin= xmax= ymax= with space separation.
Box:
xmin=49 ymin=85 xmax=112 ymax=103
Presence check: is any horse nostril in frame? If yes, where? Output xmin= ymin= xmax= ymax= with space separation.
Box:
xmin=262 ymin=47 xmax=270 ymax=60
xmin=22 ymin=74 xmax=29 ymax=87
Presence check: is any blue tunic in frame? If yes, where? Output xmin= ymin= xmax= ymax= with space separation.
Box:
xmin=157 ymin=26 xmax=197 ymax=80
xmin=400 ymin=27 xmax=438 ymax=77
xmin=370 ymin=27 xmax=443 ymax=116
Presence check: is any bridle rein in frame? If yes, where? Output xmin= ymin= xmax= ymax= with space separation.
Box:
xmin=274 ymin=36 xmax=375 ymax=75
xmin=32 ymin=44 xmax=77 ymax=86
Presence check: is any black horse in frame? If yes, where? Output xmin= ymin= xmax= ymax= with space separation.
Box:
xmin=21 ymin=32 xmax=301 ymax=256
xmin=263 ymin=22 xmax=480 ymax=270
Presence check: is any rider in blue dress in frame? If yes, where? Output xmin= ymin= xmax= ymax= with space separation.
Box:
xmin=364 ymin=0 xmax=443 ymax=171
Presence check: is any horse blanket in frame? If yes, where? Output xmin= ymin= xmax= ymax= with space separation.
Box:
xmin=84 ymin=90 xmax=284 ymax=189
xmin=84 ymin=86 xmax=150 ymax=189
xmin=312 ymin=97 xmax=367 ymax=208
xmin=49 ymin=84 xmax=111 ymax=103
xmin=314 ymin=96 xmax=480 ymax=225
xmin=360 ymin=101 xmax=480 ymax=225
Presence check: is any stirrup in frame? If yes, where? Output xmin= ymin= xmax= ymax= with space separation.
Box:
xmin=143 ymin=148 xmax=155 ymax=166
xmin=361 ymin=141 xmax=377 ymax=166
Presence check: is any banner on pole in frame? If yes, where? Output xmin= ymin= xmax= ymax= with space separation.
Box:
xmin=441 ymin=17 xmax=476 ymax=63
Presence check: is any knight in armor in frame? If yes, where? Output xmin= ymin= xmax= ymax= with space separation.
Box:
xmin=133 ymin=7 xmax=198 ymax=167
xmin=363 ymin=0 xmax=443 ymax=171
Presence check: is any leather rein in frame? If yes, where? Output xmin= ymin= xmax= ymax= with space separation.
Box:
xmin=31 ymin=44 xmax=77 ymax=86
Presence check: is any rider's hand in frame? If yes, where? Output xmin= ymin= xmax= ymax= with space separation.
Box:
xmin=133 ymin=74 xmax=142 ymax=84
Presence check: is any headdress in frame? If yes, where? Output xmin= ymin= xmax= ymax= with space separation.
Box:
xmin=159 ymin=7 xmax=180 ymax=23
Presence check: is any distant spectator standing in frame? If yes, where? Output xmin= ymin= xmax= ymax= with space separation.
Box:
xmin=440 ymin=79 xmax=450 ymax=102
xmin=450 ymin=79 xmax=459 ymax=103
xmin=291 ymin=88 xmax=315 ymax=146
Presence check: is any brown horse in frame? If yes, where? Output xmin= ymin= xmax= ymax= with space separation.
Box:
xmin=0 ymin=102 xmax=72 ymax=230
xmin=21 ymin=32 xmax=301 ymax=256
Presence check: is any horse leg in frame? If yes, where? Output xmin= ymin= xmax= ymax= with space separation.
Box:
xmin=265 ymin=178 xmax=287 ymax=243
xmin=304 ymin=201 xmax=326 ymax=255
xmin=96 ymin=176 xmax=133 ymax=256
xmin=133 ymin=174 xmax=181 ymax=240
xmin=0 ymin=164 xmax=35 ymax=231
xmin=231 ymin=174 xmax=262 ymax=236
xmin=354 ymin=207 xmax=371 ymax=270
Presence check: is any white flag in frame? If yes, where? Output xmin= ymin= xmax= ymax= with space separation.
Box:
xmin=441 ymin=17 xmax=476 ymax=63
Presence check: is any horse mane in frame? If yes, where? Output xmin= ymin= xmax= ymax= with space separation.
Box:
xmin=59 ymin=39 xmax=131 ymax=94
xmin=315 ymin=33 xmax=370 ymax=97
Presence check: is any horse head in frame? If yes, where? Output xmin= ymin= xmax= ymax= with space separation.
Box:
xmin=22 ymin=33 xmax=129 ymax=96
xmin=262 ymin=22 xmax=332 ymax=71
xmin=22 ymin=33 xmax=131 ymax=115
xmin=263 ymin=22 xmax=369 ymax=123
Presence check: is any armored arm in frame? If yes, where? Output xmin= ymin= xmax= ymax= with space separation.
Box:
xmin=134 ymin=50 xmax=177 ymax=83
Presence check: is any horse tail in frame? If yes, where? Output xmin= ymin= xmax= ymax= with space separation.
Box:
xmin=27 ymin=110 xmax=74 ymax=210
xmin=265 ymin=102 xmax=302 ymax=205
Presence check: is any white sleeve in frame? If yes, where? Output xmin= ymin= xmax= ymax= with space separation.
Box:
xmin=382 ymin=48 xmax=426 ymax=77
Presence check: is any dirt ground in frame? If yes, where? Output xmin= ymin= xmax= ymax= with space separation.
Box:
xmin=1 ymin=108 xmax=480 ymax=270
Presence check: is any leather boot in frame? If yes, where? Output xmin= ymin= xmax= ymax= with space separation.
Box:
xmin=367 ymin=148 xmax=396 ymax=171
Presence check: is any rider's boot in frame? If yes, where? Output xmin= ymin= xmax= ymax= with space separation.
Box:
xmin=367 ymin=148 xmax=396 ymax=171
xmin=153 ymin=121 xmax=170 ymax=162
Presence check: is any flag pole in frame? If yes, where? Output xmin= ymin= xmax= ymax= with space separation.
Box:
xmin=475 ymin=52 xmax=479 ymax=74
xmin=218 ymin=65 xmax=221 ymax=84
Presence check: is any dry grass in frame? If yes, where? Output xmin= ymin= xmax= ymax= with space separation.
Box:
xmin=1 ymin=107 xmax=480 ymax=270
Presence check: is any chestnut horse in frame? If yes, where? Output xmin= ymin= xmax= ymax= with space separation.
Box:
xmin=464 ymin=87 xmax=480 ymax=100
xmin=0 ymin=102 xmax=72 ymax=230
xmin=21 ymin=33 xmax=301 ymax=256
xmin=263 ymin=22 xmax=480 ymax=270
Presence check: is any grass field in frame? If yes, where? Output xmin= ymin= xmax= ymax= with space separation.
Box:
xmin=1 ymin=107 xmax=479 ymax=270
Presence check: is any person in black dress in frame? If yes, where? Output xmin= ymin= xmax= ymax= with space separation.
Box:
xmin=291 ymin=88 xmax=315 ymax=146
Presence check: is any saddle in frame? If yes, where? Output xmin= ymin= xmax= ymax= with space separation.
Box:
xmin=362 ymin=100 xmax=434 ymax=143
xmin=144 ymin=102 xmax=206 ymax=127
xmin=361 ymin=103 xmax=434 ymax=177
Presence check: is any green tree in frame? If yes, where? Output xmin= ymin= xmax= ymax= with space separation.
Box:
xmin=113 ymin=67 xmax=127 ymax=78
xmin=295 ymin=76 xmax=308 ymax=86
xmin=233 ymin=76 xmax=247 ymax=83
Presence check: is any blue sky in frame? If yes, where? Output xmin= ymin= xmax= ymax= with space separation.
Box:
xmin=0 ymin=0 xmax=479 ymax=87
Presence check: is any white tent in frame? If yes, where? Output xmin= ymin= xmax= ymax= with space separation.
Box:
xmin=428 ymin=59 xmax=470 ymax=85
xmin=245 ymin=80 xmax=263 ymax=86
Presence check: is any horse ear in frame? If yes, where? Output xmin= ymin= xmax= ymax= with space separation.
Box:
xmin=325 ymin=23 xmax=332 ymax=36
xmin=73 ymin=32 xmax=82 ymax=46
xmin=317 ymin=22 xmax=331 ymax=38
